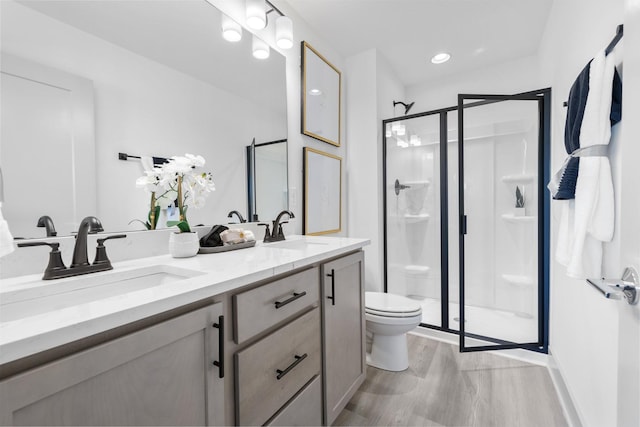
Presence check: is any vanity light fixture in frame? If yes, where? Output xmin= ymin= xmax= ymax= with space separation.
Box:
xmin=221 ymin=13 xmax=242 ymax=42
xmin=396 ymin=139 xmax=409 ymax=148
xmin=246 ymin=0 xmax=267 ymax=30
xmin=275 ymin=15 xmax=293 ymax=49
xmin=252 ymin=35 xmax=270 ymax=59
xmin=431 ymin=52 xmax=451 ymax=64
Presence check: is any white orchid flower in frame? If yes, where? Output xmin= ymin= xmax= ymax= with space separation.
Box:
xmin=185 ymin=153 xmax=205 ymax=167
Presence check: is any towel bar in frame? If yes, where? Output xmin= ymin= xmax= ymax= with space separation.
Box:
xmin=587 ymin=267 xmax=639 ymax=305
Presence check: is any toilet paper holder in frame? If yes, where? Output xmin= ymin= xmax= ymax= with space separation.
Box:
xmin=587 ymin=267 xmax=639 ymax=305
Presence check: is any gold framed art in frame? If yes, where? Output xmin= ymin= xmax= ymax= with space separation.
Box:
xmin=301 ymin=41 xmax=341 ymax=147
xmin=303 ymin=147 xmax=342 ymax=235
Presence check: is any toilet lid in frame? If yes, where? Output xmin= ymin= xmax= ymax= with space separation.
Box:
xmin=365 ymin=292 xmax=422 ymax=318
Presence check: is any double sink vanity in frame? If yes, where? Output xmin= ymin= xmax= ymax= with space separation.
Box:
xmin=0 ymin=235 xmax=370 ymax=426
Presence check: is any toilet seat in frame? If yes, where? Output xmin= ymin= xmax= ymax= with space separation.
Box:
xmin=365 ymin=292 xmax=422 ymax=318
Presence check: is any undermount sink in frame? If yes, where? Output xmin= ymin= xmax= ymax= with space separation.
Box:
xmin=0 ymin=265 xmax=205 ymax=322
xmin=263 ymin=238 xmax=329 ymax=250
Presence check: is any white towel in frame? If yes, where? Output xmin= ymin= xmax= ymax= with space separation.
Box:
xmin=557 ymin=50 xmax=616 ymax=279
xmin=140 ymin=156 xmax=154 ymax=173
xmin=0 ymin=202 xmax=15 ymax=258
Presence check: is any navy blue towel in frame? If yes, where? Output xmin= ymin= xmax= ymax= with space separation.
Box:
xmin=556 ymin=62 xmax=622 ymax=200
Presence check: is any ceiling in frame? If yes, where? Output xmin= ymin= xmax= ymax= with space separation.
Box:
xmin=283 ymin=0 xmax=554 ymax=87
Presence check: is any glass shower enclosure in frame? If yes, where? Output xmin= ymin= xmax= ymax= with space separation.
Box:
xmin=382 ymin=89 xmax=550 ymax=353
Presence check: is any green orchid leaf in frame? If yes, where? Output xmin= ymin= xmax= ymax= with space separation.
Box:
xmin=167 ymin=220 xmax=191 ymax=233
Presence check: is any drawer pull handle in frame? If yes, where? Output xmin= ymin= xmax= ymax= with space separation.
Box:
xmin=275 ymin=291 xmax=307 ymax=309
xmin=327 ymin=269 xmax=336 ymax=306
xmin=212 ymin=315 xmax=224 ymax=378
xmin=276 ymin=353 xmax=308 ymax=380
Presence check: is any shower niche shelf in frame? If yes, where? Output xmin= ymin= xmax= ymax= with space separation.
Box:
xmin=404 ymin=265 xmax=430 ymax=276
xmin=501 ymin=213 xmax=536 ymax=223
xmin=404 ymin=213 xmax=430 ymax=223
xmin=502 ymin=274 xmax=535 ymax=287
xmin=501 ymin=174 xmax=535 ymax=184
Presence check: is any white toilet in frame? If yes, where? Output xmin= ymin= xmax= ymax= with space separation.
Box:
xmin=365 ymin=292 xmax=422 ymax=372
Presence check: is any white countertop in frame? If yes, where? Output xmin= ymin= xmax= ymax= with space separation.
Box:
xmin=0 ymin=235 xmax=369 ymax=365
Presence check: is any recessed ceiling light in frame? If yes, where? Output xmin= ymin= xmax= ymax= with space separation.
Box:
xmin=431 ymin=52 xmax=451 ymax=64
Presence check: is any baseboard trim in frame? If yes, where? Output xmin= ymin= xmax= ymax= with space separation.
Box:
xmin=547 ymin=348 xmax=584 ymax=427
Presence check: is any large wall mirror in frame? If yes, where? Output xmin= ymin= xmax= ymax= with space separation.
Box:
xmin=0 ymin=0 xmax=287 ymax=239
xmin=301 ymin=41 xmax=341 ymax=147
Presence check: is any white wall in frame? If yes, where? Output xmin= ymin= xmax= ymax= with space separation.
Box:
xmin=537 ymin=0 xmax=626 ymax=425
xmin=407 ymin=55 xmax=541 ymax=112
xmin=617 ymin=3 xmax=640 ymax=426
xmin=344 ymin=49 xmax=405 ymax=292
xmin=1 ymin=0 xmax=285 ymax=233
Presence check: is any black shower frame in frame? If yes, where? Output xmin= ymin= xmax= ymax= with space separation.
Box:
xmin=381 ymin=88 xmax=551 ymax=354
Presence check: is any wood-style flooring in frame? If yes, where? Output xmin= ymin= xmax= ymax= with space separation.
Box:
xmin=335 ymin=334 xmax=567 ymax=427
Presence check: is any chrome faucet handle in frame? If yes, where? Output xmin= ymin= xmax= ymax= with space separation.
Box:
xmin=93 ymin=234 xmax=126 ymax=267
xmin=17 ymin=241 xmax=67 ymax=279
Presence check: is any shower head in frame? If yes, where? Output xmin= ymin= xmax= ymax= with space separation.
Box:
xmin=393 ymin=100 xmax=415 ymax=115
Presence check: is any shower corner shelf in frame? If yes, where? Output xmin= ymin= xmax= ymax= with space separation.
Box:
xmin=501 ymin=213 xmax=536 ymax=223
xmin=404 ymin=213 xmax=430 ymax=223
xmin=502 ymin=274 xmax=535 ymax=287
xmin=404 ymin=265 xmax=430 ymax=276
xmin=501 ymin=174 xmax=535 ymax=184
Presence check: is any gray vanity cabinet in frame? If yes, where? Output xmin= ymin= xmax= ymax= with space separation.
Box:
xmin=0 ymin=303 xmax=225 ymax=426
xmin=321 ymin=251 xmax=366 ymax=425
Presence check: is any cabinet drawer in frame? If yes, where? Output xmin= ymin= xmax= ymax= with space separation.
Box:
xmin=235 ymin=308 xmax=321 ymax=426
xmin=233 ymin=267 xmax=319 ymax=344
xmin=266 ymin=375 xmax=322 ymax=426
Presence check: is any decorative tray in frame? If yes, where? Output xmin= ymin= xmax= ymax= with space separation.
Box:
xmin=198 ymin=240 xmax=256 ymax=254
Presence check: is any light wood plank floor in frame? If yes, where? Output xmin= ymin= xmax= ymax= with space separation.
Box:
xmin=335 ymin=334 xmax=567 ymax=427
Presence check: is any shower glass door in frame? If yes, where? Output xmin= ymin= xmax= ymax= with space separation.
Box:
xmin=384 ymin=112 xmax=445 ymax=328
xmin=457 ymin=92 xmax=550 ymax=352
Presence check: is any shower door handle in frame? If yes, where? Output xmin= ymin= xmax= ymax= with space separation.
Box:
xmin=460 ymin=215 xmax=467 ymax=235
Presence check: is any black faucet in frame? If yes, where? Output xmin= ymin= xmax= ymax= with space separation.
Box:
xmin=259 ymin=210 xmax=294 ymax=243
xmin=17 ymin=216 xmax=126 ymax=280
xmin=71 ymin=216 xmax=104 ymax=268
xmin=37 ymin=215 xmax=57 ymax=237
xmin=227 ymin=210 xmax=246 ymax=224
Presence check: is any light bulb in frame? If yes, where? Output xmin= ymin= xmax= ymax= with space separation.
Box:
xmin=275 ymin=15 xmax=293 ymax=49
xmin=396 ymin=123 xmax=406 ymax=136
xmin=221 ymin=14 xmax=242 ymax=42
xmin=431 ymin=52 xmax=451 ymax=64
xmin=252 ymin=35 xmax=270 ymax=59
xmin=246 ymin=0 xmax=266 ymax=30
xmin=410 ymin=135 xmax=421 ymax=146
xmin=385 ymin=124 xmax=392 ymax=138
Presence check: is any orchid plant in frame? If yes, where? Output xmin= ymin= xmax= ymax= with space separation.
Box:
xmin=135 ymin=154 xmax=215 ymax=232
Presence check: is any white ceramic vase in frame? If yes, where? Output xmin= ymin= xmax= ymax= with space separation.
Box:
xmin=169 ymin=232 xmax=199 ymax=258
xmin=513 ymin=206 xmax=526 ymax=217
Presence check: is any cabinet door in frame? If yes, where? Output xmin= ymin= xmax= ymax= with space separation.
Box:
xmin=321 ymin=251 xmax=366 ymax=425
xmin=0 ymin=303 xmax=225 ymax=426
